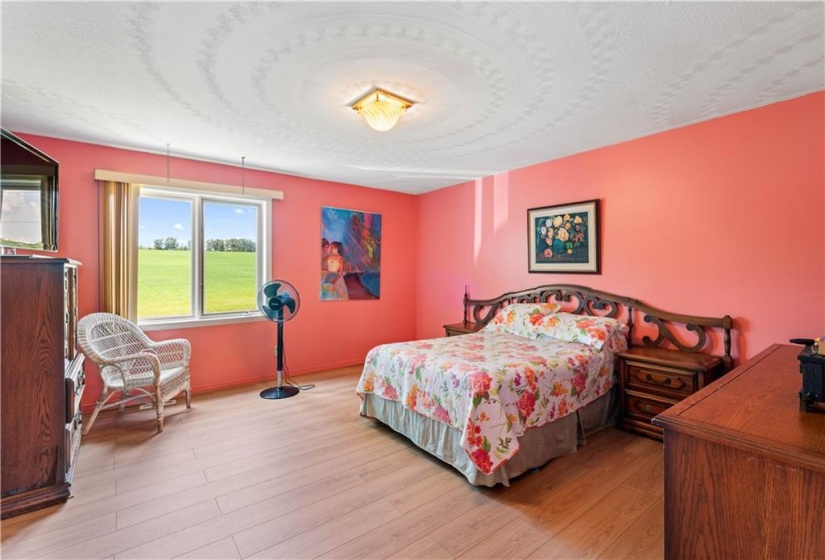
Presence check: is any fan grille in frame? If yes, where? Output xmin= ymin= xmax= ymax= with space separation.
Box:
xmin=258 ymin=280 xmax=300 ymax=322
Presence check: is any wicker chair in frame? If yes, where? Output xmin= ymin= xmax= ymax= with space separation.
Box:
xmin=77 ymin=312 xmax=191 ymax=434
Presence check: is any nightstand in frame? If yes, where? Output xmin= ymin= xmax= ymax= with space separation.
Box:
xmin=443 ymin=322 xmax=483 ymax=336
xmin=618 ymin=346 xmax=724 ymax=440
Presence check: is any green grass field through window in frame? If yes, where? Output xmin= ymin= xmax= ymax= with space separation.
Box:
xmin=138 ymin=249 xmax=257 ymax=318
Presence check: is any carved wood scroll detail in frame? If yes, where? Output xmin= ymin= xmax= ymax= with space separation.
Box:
xmin=464 ymin=284 xmax=733 ymax=370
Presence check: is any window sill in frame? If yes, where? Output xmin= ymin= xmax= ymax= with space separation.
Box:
xmin=139 ymin=312 xmax=268 ymax=332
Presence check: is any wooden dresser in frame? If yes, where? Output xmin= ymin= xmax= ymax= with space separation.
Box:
xmin=1 ymin=256 xmax=85 ymax=519
xmin=653 ymin=344 xmax=825 ymax=559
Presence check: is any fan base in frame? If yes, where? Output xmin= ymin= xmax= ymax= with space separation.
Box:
xmin=260 ymin=385 xmax=300 ymax=399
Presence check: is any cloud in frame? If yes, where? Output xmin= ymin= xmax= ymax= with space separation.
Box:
xmin=173 ymin=223 xmax=183 ymax=230
xmin=2 ymin=191 xmax=39 ymax=216
xmin=234 ymin=208 xmax=245 ymax=215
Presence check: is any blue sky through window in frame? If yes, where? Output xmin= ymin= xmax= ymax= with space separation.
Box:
xmin=204 ymin=201 xmax=258 ymax=245
xmin=139 ymin=196 xmax=257 ymax=248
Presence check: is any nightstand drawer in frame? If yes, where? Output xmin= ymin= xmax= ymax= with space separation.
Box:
xmin=625 ymin=363 xmax=695 ymax=398
xmin=625 ymin=391 xmax=676 ymax=422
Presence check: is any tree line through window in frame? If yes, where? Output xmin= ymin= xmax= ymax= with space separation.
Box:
xmin=144 ymin=237 xmax=256 ymax=252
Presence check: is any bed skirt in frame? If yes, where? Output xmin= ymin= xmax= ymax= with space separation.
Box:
xmin=359 ymin=387 xmax=618 ymax=487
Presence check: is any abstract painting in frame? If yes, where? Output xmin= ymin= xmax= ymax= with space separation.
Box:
xmin=320 ymin=206 xmax=381 ymax=300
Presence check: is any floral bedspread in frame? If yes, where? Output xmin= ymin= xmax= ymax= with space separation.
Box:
xmin=356 ymin=332 xmax=619 ymax=475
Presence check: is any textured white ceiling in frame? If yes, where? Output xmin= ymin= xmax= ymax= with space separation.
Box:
xmin=2 ymin=2 xmax=823 ymax=194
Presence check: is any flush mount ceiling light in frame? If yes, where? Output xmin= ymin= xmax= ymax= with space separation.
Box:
xmin=350 ymin=88 xmax=414 ymax=132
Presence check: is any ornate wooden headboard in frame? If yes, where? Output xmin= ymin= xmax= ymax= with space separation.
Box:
xmin=463 ymin=284 xmax=733 ymax=370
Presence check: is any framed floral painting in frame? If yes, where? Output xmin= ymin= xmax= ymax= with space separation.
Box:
xmin=527 ymin=199 xmax=600 ymax=274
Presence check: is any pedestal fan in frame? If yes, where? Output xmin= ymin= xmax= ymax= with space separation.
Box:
xmin=258 ymin=280 xmax=300 ymax=399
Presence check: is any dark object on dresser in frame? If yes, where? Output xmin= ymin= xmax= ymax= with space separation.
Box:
xmin=653 ymin=344 xmax=825 ymax=559
xmin=796 ymin=345 xmax=825 ymax=412
xmin=1 ymin=256 xmax=84 ymax=519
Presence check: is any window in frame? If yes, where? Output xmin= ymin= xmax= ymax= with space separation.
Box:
xmin=138 ymin=186 xmax=270 ymax=328
xmin=0 ymin=175 xmax=57 ymax=251
xmin=0 ymin=177 xmax=43 ymax=248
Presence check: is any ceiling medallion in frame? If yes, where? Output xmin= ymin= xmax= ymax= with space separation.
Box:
xmin=350 ymin=88 xmax=414 ymax=132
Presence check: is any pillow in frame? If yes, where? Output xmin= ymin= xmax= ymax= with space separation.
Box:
xmin=481 ymin=302 xmax=560 ymax=339
xmin=536 ymin=312 xmax=627 ymax=351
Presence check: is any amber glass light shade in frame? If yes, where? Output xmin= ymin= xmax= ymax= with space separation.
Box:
xmin=351 ymin=88 xmax=413 ymax=132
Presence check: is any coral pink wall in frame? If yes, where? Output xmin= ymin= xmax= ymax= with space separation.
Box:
xmin=416 ymin=92 xmax=825 ymax=363
xmin=11 ymin=91 xmax=823 ymax=407
xmin=15 ymin=135 xmax=419 ymax=405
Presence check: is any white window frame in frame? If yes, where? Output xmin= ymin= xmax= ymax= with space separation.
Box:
xmin=138 ymin=184 xmax=272 ymax=331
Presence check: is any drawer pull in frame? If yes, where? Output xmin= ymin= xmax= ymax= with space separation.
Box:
xmin=645 ymin=373 xmax=673 ymax=386
xmin=633 ymin=400 xmax=657 ymax=415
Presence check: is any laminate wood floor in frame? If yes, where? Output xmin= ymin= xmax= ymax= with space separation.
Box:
xmin=0 ymin=366 xmax=663 ymax=559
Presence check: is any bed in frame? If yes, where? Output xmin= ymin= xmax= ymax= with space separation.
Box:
xmin=357 ymin=284 xmax=733 ymax=486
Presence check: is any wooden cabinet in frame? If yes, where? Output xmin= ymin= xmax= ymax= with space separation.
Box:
xmin=1 ymin=256 xmax=84 ymax=519
xmin=618 ymin=346 xmax=724 ymax=440
xmin=443 ymin=322 xmax=483 ymax=336
xmin=653 ymin=344 xmax=825 ymax=559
